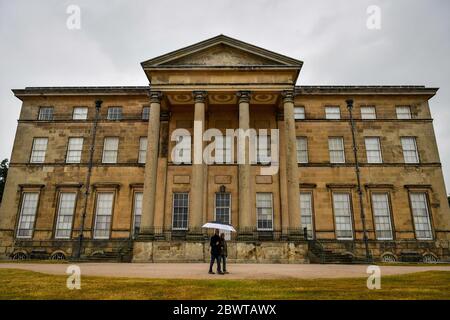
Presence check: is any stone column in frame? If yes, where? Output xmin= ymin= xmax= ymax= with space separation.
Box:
xmin=139 ymin=91 xmax=162 ymax=237
xmin=282 ymin=90 xmax=301 ymax=237
xmin=276 ymin=110 xmax=290 ymax=237
xmin=188 ymin=91 xmax=207 ymax=238
xmin=237 ymin=91 xmax=252 ymax=236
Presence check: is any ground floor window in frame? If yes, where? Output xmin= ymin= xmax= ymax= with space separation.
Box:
xmin=133 ymin=192 xmax=143 ymax=236
xmin=300 ymin=192 xmax=314 ymax=239
xmin=256 ymin=193 xmax=273 ymax=231
xmin=172 ymin=192 xmax=189 ymax=230
xmin=55 ymin=192 xmax=76 ymax=239
xmin=17 ymin=192 xmax=39 ymax=238
xmin=409 ymin=192 xmax=433 ymax=240
xmin=333 ymin=193 xmax=353 ymax=240
xmin=93 ymin=193 xmax=114 ymax=239
xmin=371 ymin=193 xmax=393 ymax=240
xmin=215 ymin=192 xmax=231 ymax=239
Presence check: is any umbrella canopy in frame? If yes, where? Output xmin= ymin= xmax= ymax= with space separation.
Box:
xmin=202 ymin=221 xmax=236 ymax=232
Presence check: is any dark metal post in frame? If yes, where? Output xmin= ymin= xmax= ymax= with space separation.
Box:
xmin=76 ymin=100 xmax=102 ymax=259
xmin=346 ymin=99 xmax=371 ymax=263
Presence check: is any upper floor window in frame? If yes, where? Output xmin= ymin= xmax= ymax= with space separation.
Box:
xmin=325 ymin=106 xmax=340 ymax=119
xmin=38 ymin=107 xmax=53 ymax=121
xmin=332 ymin=192 xmax=353 ymax=240
xmin=215 ymin=135 xmax=232 ymax=164
xmin=409 ymin=192 xmax=433 ymax=240
xmin=66 ymin=137 xmax=83 ymax=163
xmin=102 ymin=137 xmax=119 ymax=164
xmin=73 ymin=107 xmax=88 ymax=120
xmin=142 ymin=106 xmax=150 ymax=120
xmin=396 ymin=106 xmax=412 ymax=119
xmin=107 ymin=107 xmax=122 ymax=120
xmin=16 ymin=192 xmax=39 ymax=238
xmin=55 ymin=192 xmax=77 ymax=239
xmin=365 ymin=137 xmax=382 ymax=163
xmin=401 ymin=137 xmax=419 ymax=164
xmin=30 ymin=138 xmax=48 ymax=163
xmin=296 ymin=137 xmax=308 ymax=164
xmin=256 ymin=192 xmax=273 ymax=231
xmin=361 ymin=106 xmax=376 ymax=120
xmin=138 ymin=137 xmax=147 ymax=164
xmin=255 ymin=135 xmax=271 ymax=164
xmin=328 ymin=137 xmax=345 ymax=163
xmin=173 ymin=134 xmax=191 ymax=164
xmin=294 ymin=106 xmax=305 ymax=120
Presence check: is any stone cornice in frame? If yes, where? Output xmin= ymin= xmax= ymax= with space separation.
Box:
xmin=295 ymin=85 xmax=439 ymax=97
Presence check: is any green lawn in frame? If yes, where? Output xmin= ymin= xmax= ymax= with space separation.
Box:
xmin=0 ymin=268 xmax=449 ymax=300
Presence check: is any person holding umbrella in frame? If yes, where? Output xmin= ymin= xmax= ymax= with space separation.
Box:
xmin=209 ymin=229 xmax=223 ymax=274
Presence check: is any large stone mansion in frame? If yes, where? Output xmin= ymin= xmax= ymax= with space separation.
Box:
xmin=0 ymin=35 xmax=449 ymax=263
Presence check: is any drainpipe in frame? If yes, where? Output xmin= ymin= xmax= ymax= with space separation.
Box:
xmin=346 ymin=99 xmax=371 ymax=263
xmin=76 ymin=100 xmax=102 ymax=259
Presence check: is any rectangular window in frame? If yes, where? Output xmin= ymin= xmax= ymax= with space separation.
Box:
xmin=133 ymin=192 xmax=143 ymax=236
xmin=256 ymin=193 xmax=273 ymax=231
xmin=73 ymin=107 xmax=88 ymax=120
xmin=410 ymin=193 xmax=433 ymax=240
xmin=215 ymin=135 xmax=232 ymax=164
xmin=172 ymin=193 xmax=189 ymax=230
xmin=93 ymin=193 xmax=114 ymax=239
xmin=38 ymin=107 xmax=53 ymax=120
xmin=30 ymin=138 xmax=48 ymax=163
xmin=102 ymin=137 xmax=119 ymax=164
xmin=16 ymin=192 xmax=39 ymax=238
xmin=138 ymin=137 xmax=147 ymax=164
xmin=401 ymin=137 xmax=419 ymax=164
xmin=173 ymin=135 xmax=192 ymax=164
xmin=365 ymin=137 xmax=382 ymax=163
xmin=142 ymin=106 xmax=150 ymax=120
xmin=328 ymin=137 xmax=345 ymax=163
xmin=396 ymin=106 xmax=412 ymax=119
xmin=361 ymin=106 xmax=376 ymax=119
xmin=371 ymin=193 xmax=393 ymax=240
xmin=107 ymin=107 xmax=122 ymax=120
xmin=333 ymin=193 xmax=353 ymax=240
xmin=296 ymin=137 xmax=308 ymax=164
xmin=294 ymin=106 xmax=305 ymax=120
xmin=66 ymin=137 xmax=83 ymax=163
xmin=55 ymin=192 xmax=76 ymax=239
xmin=255 ymin=135 xmax=271 ymax=164
xmin=215 ymin=192 xmax=231 ymax=240
xmin=325 ymin=106 xmax=341 ymax=119
xmin=300 ymin=192 xmax=314 ymax=239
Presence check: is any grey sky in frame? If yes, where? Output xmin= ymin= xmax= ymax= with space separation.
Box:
xmin=0 ymin=0 xmax=449 ymax=192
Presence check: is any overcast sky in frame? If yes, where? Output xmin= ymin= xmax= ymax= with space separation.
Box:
xmin=0 ymin=0 xmax=449 ymax=191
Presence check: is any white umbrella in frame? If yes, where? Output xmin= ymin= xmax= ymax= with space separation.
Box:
xmin=202 ymin=221 xmax=236 ymax=232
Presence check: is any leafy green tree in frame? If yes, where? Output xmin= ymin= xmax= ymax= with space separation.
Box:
xmin=0 ymin=159 xmax=8 ymax=203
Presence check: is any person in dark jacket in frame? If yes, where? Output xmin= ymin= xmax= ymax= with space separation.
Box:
xmin=219 ymin=233 xmax=229 ymax=274
xmin=209 ymin=229 xmax=223 ymax=274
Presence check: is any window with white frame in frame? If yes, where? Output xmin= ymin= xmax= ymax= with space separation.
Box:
xmin=173 ymin=134 xmax=191 ymax=164
xmin=256 ymin=193 xmax=273 ymax=231
xmin=361 ymin=106 xmax=376 ymax=119
xmin=16 ymin=192 xmax=39 ymax=238
xmin=133 ymin=192 xmax=143 ymax=236
xmin=102 ymin=137 xmax=119 ymax=164
xmin=371 ymin=193 xmax=393 ymax=240
xmin=93 ymin=193 xmax=114 ymax=239
xmin=215 ymin=135 xmax=232 ymax=164
xmin=300 ymin=192 xmax=314 ymax=239
xmin=396 ymin=106 xmax=412 ymax=119
xmin=55 ymin=192 xmax=76 ymax=239
xmin=30 ymin=138 xmax=48 ymax=163
xmin=255 ymin=135 xmax=271 ymax=164
xmin=401 ymin=137 xmax=419 ymax=164
xmin=38 ymin=107 xmax=53 ymax=120
xmin=325 ymin=106 xmax=341 ymax=119
xmin=296 ymin=137 xmax=308 ymax=164
xmin=138 ymin=137 xmax=147 ymax=164
xmin=142 ymin=106 xmax=150 ymax=120
xmin=215 ymin=192 xmax=231 ymax=240
xmin=365 ymin=137 xmax=382 ymax=163
xmin=107 ymin=107 xmax=122 ymax=120
xmin=172 ymin=192 xmax=189 ymax=230
xmin=66 ymin=137 xmax=83 ymax=163
xmin=294 ymin=106 xmax=305 ymax=120
xmin=73 ymin=107 xmax=88 ymax=120
xmin=333 ymin=193 xmax=353 ymax=240
xmin=328 ymin=137 xmax=345 ymax=163
xmin=409 ymin=193 xmax=433 ymax=240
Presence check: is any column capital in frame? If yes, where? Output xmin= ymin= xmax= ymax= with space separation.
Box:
xmin=281 ymin=90 xmax=295 ymax=104
xmin=193 ymin=91 xmax=207 ymax=103
xmin=148 ymin=91 xmax=163 ymax=104
xmin=236 ymin=91 xmax=251 ymax=103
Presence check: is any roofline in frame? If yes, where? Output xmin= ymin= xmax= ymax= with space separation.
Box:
xmin=12 ymin=86 xmax=150 ymax=99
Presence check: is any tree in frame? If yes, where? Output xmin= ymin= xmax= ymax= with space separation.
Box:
xmin=0 ymin=159 xmax=8 ymax=203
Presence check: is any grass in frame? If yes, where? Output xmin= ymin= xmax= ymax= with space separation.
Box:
xmin=0 ymin=268 xmax=449 ymax=300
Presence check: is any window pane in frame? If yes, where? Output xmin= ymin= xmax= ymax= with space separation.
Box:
xmin=333 ymin=193 xmax=353 ymax=239
xmin=328 ymin=137 xmax=345 ymax=163
xmin=325 ymin=106 xmax=340 ymax=119
xmin=372 ymin=193 xmax=393 ymax=240
xmin=30 ymin=138 xmax=48 ymax=163
xmin=133 ymin=192 xmax=143 ymax=236
xmin=55 ymin=192 xmax=76 ymax=239
xmin=66 ymin=137 xmax=83 ymax=163
xmin=401 ymin=137 xmax=419 ymax=164
xmin=410 ymin=193 xmax=433 ymax=240
xmin=17 ymin=192 xmax=39 ymax=238
xmin=361 ymin=106 xmax=376 ymax=120
xmin=396 ymin=106 xmax=412 ymax=119
xmin=172 ymin=193 xmax=189 ymax=230
xmin=256 ymin=193 xmax=273 ymax=230
xmin=365 ymin=137 xmax=382 ymax=163
xmin=38 ymin=107 xmax=53 ymax=120
xmin=138 ymin=137 xmax=147 ymax=164
xmin=296 ymin=137 xmax=308 ymax=163
xmin=107 ymin=107 xmax=122 ymax=120
xmin=73 ymin=107 xmax=88 ymax=120
xmin=300 ymin=192 xmax=313 ymax=239
xmin=294 ymin=106 xmax=305 ymax=120
xmin=102 ymin=137 xmax=119 ymax=163
xmin=142 ymin=107 xmax=150 ymax=120
xmin=93 ymin=193 xmax=114 ymax=239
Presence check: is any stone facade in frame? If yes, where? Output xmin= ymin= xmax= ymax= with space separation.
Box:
xmin=0 ymin=35 xmax=449 ymax=263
